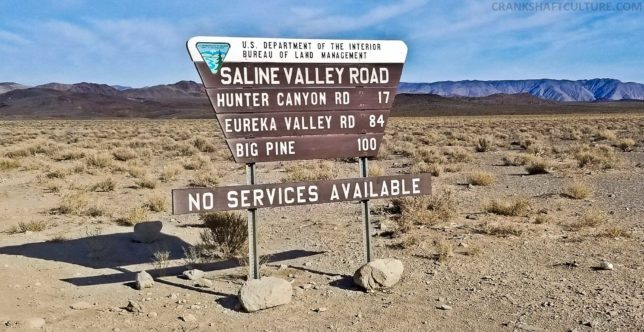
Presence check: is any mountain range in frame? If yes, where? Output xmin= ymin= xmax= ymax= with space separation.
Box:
xmin=0 ymin=78 xmax=643 ymax=119
xmin=398 ymin=79 xmax=644 ymax=102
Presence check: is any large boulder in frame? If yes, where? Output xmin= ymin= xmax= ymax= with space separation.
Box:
xmin=353 ymin=258 xmax=404 ymax=291
xmin=238 ymin=277 xmax=292 ymax=312
xmin=135 ymin=271 xmax=154 ymax=290
xmin=132 ymin=221 xmax=163 ymax=243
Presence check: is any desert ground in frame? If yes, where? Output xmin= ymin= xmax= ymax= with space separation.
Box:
xmin=0 ymin=114 xmax=642 ymax=331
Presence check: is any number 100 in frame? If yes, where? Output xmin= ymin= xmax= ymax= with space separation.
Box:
xmin=357 ymin=137 xmax=377 ymax=151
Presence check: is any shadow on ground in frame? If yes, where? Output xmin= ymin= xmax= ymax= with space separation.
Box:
xmin=0 ymin=231 xmax=323 ymax=287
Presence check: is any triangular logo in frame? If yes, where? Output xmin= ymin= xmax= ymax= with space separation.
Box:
xmin=196 ymin=43 xmax=230 ymax=74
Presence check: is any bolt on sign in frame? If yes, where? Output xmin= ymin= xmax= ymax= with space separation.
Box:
xmin=186 ymin=36 xmax=407 ymax=163
xmin=177 ymin=36 xmax=430 ymax=279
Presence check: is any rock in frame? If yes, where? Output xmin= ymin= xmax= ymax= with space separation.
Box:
xmin=182 ymin=269 xmax=204 ymax=280
xmin=194 ymin=278 xmax=212 ymax=288
xmin=599 ymin=261 xmax=614 ymax=270
xmin=300 ymin=283 xmax=313 ymax=290
xmin=147 ymin=312 xmax=157 ymax=318
xmin=315 ymin=307 xmax=327 ymax=312
xmin=278 ymin=264 xmax=288 ymax=270
xmin=24 ymin=317 xmax=46 ymax=329
xmin=135 ymin=271 xmax=154 ymax=290
xmin=180 ymin=314 xmax=196 ymax=322
xmin=353 ymin=258 xmax=404 ymax=291
xmin=238 ymin=277 xmax=293 ymax=312
xmin=132 ymin=221 xmax=162 ymax=243
xmin=436 ymin=304 xmax=453 ymax=310
xmin=124 ymin=300 xmax=144 ymax=313
xmin=70 ymin=301 xmax=92 ymax=310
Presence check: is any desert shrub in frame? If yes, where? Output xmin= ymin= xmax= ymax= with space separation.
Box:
xmin=145 ymin=195 xmax=167 ymax=212
xmin=484 ymin=198 xmax=530 ymax=216
xmin=596 ymin=226 xmax=632 ymax=238
xmin=159 ymin=164 xmax=181 ymax=182
xmin=570 ymin=209 xmax=608 ymax=230
xmin=189 ymin=169 xmax=219 ymax=187
xmin=475 ymin=136 xmax=494 ymax=152
xmin=44 ymin=181 xmax=63 ymax=193
xmin=152 ymin=248 xmax=171 ymax=272
xmin=564 ymin=181 xmax=591 ymax=199
xmin=389 ymin=189 xmax=457 ymax=232
xmin=434 ymin=239 xmax=453 ymax=262
xmin=193 ymin=138 xmax=216 ymax=153
xmin=0 ymin=158 xmax=20 ymax=170
xmin=477 ymin=222 xmax=523 ymax=237
xmin=53 ymin=148 xmax=85 ymax=161
xmin=534 ymin=215 xmax=552 ymax=224
xmin=183 ymin=155 xmax=209 ymax=170
xmin=175 ymin=142 xmax=198 ymax=156
xmin=4 ymin=147 xmax=31 ymax=158
xmin=127 ymin=165 xmax=147 ymax=178
xmin=442 ymin=146 xmax=473 ymax=162
xmin=136 ymin=176 xmax=158 ymax=189
xmin=84 ymin=204 xmax=106 ymax=217
xmin=116 ymin=207 xmax=148 ymax=226
xmin=411 ymin=162 xmax=441 ymax=176
xmin=574 ymin=145 xmax=619 ymax=169
xmin=369 ymin=163 xmax=384 ymax=177
xmin=413 ymin=147 xmax=445 ymax=164
xmin=91 ymin=177 xmax=116 ymax=192
xmin=112 ymin=147 xmax=138 ymax=161
xmin=617 ymin=138 xmax=635 ymax=152
xmin=376 ymin=142 xmax=393 ymax=160
xmin=57 ymin=192 xmax=89 ymax=215
xmin=468 ymin=171 xmax=495 ymax=186
xmin=595 ymin=129 xmax=617 ymax=141
xmin=85 ymin=153 xmax=113 ymax=168
xmin=46 ymin=168 xmax=70 ymax=179
xmin=5 ymin=220 xmax=48 ymax=234
xmin=199 ymin=212 xmax=248 ymax=258
xmin=282 ymin=161 xmax=334 ymax=182
xmin=388 ymin=236 xmax=419 ymax=250
xmin=525 ymin=158 xmax=551 ymax=174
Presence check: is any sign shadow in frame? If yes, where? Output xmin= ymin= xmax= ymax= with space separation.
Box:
xmin=0 ymin=231 xmax=323 ymax=287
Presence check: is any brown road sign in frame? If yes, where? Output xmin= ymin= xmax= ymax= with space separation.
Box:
xmin=187 ymin=37 xmax=407 ymax=163
xmin=217 ymin=109 xmax=389 ymax=139
xmin=172 ymin=173 xmax=431 ymax=214
xmin=225 ymin=133 xmax=384 ymax=163
xmin=207 ymin=87 xmax=397 ymax=113
xmin=195 ymin=62 xmax=403 ymax=88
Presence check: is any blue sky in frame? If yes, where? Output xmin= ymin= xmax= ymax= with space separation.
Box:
xmin=1 ymin=0 xmax=642 ymax=87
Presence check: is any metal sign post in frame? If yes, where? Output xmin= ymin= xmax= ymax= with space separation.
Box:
xmin=246 ymin=162 xmax=260 ymax=280
xmin=359 ymin=157 xmax=373 ymax=263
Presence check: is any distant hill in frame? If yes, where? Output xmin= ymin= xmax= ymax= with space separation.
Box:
xmin=398 ymin=79 xmax=644 ymax=102
xmin=0 ymin=82 xmax=209 ymax=119
xmin=1 ymin=79 xmax=643 ymax=119
xmin=0 ymin=82 xmax=28 ymax=94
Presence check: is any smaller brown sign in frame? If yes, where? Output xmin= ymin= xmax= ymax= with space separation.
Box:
xmin=172 ymin=173 xmax=432 ymax=214
xmin=225 ymin=133 xmax=383 ymax=163
xmin=217 ymin=110 xmax=389 ymax=138
xmin=207 ymin=87 xmax=397 ymax=113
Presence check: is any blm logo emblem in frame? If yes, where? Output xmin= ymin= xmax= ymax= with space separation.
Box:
xmin=196 ymin=43 xmax=230 ymax=74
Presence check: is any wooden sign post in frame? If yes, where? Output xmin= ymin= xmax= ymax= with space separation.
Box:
xmin=180 ymin=36 xmax=428 ymax=280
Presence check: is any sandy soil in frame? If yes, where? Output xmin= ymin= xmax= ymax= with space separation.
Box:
xmin=0 ymin=114 xmax=642 ymax=331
